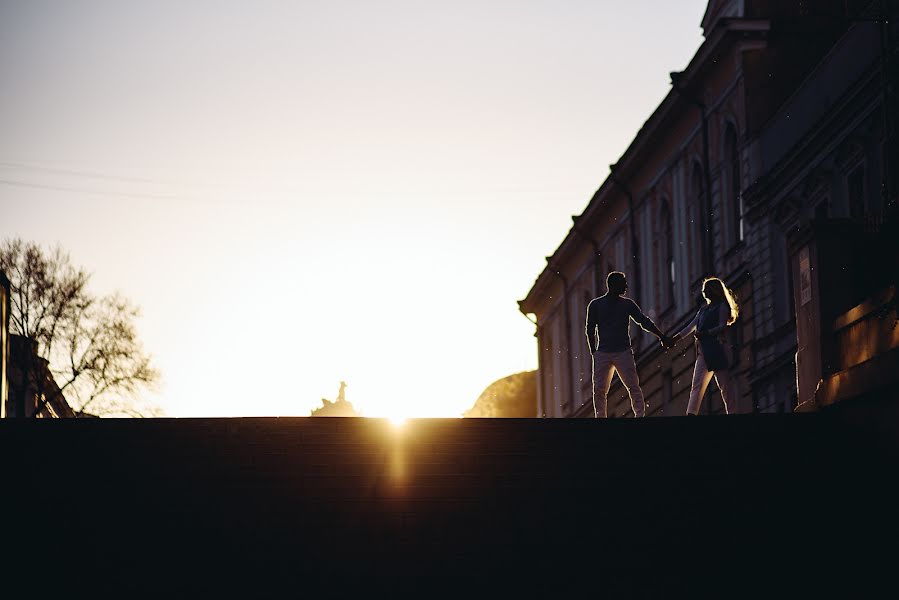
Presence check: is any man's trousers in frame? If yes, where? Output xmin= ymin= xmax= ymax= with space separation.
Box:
xmin=591 ymin=349 xmax=646 ymax=418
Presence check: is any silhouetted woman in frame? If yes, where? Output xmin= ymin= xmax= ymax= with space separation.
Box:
xmin=673 ymin=277 xmax=739 ymax=415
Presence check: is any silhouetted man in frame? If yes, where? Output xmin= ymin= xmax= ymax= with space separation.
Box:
xmin=585 ymin=271 xmax=671 ymax=418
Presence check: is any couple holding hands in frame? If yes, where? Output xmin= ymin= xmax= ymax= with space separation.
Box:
xmin=585 ymin=271 xmax=738 ymax=418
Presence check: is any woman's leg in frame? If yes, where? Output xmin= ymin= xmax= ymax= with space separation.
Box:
xmin=713 ymin=369 xmax=737 ymax=414
xmin=687 ymin=351 xmax=714 ymax=415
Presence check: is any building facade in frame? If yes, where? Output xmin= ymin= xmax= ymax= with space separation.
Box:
xmin=519 ymin=0 xmax=898 ymax=418
xmin=1 ymin=272 xmax=8 ymax=419
xmin=0 ymin=271 xmax=76 ymax=419
xmin=6 ymin=335 xmax=76 ymax=419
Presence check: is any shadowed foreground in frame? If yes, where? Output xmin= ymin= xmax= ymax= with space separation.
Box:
xmin=2 ymin=409 xmax=897 ymax=596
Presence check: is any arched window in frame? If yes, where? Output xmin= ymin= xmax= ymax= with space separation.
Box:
xmin=658 ymin=199 xmax=675 ymax=309
xmin=724 ymin=125 xmax=743 ymax=243
xmin=689 ymin=163 xmax=705 ymax=281
xmin=542 ymin=331 xmax=555 ymax=417
xmin=837 ymin=141 xmax=867 ymax=218
xmin=847 ymin=163 xmax=866 ymax=218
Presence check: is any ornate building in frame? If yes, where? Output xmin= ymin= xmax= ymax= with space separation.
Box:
xmin=519 ymin=0 xmax=898 ymax=417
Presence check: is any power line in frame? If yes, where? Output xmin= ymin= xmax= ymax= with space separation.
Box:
xmin=0 ymin=178 xmax=197 ymax=201
xmin=0 ymin=160 xmax=210 ymax=187
xmin=0 ymin=160 xmax=580 ymax=198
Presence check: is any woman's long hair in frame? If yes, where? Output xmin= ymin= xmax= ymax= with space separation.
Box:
xmin=702 ymin=277 xmax=739 ymax=325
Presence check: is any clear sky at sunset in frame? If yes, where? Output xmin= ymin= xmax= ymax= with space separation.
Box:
xmin=1 ymin=0 xmax=708 ymax=418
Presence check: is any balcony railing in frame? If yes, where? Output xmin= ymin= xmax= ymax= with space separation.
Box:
xmin=817 ymin=285 xmax=899 ymax=405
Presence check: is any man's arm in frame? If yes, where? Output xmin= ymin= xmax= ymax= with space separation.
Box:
xmin=585 ymin=300 xmax=598 ymax=353
xmin=629 ymin=300 xmax=668 ymax=343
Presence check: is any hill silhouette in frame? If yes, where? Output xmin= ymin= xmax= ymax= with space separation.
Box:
xmin=464 ymin=371 xmax=536 ymax=418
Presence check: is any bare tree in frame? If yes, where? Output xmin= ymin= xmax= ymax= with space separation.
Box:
xmin=0 ymin=238 xmax=160 ymax=417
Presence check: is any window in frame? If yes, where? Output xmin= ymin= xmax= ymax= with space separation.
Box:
xmin=771 ymin=227 xmax=792 ymax=326
xmin=848 ymin=164 xmax=865 ymax=218
xmin=540 ymin=331 xmax=555 ymax=417
xmin=658 ymin=199 xmax=675 ymax=310
xmin=690 ymin=163 xmax=705 ymax=281
xmin=582 ymin=291 xmax=592 ymax=386
xmin=614 ymin=232 xmax=626 ymax=275
xmin=724 ymin=125 xmax=743 ymax=243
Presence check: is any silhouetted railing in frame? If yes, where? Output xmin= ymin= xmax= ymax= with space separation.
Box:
xmin=817 ymin=284 xmax=899 ymax=405
xmin=834 ymin=285 xmax=898 ymax=371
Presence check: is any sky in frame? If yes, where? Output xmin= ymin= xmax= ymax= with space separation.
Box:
xmin=1 ymin=0 xmax=709 ymax=418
